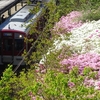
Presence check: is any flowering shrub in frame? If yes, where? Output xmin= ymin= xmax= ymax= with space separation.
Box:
xmin=70 ymin=20 xmax=100 ymax=54
xmin=52 ymin=11 xmax=83 ymax=34
xmin=49 ymin=8 xmax=100 ymax=92
xmin=60 ymin=53 xmax=100 ymax=90
xmin=60 ymin=53 xmax=100 ymax=72
xmin=53 ymin=13 xmax=100 ymax=53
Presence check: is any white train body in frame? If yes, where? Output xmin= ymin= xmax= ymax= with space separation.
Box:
xmin=0 ymin=4 xmax=43 ymax=65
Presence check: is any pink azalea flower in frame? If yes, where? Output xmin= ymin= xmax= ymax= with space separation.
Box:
xmin=96 ymin=30 xmax=99 ymax=32
xmin=60 ymin=53 xmax=100 ymax=73
xmin=97 ymin=34 xmax=100 ymax=37
xmin=68 ymin=81 xmax=75 ymax=88
xmin=89 ymin=34 xmax=94 ymax=38
xmin=53 ymin=11 xmax=83 ymax=35
xmin=95 ymin=81 xmax=100 ymax=90
xmin=97 ymin=70 xmax=100 ymax=76
xmin=84 ymin=78 xmax=95 ymax=87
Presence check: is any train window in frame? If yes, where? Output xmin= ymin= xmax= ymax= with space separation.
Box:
xmin=3 ymin=33 xmax=12 ymax=37
xmin=4 ymin=39 xmax=12 ymax=51
xmin=14 ymin=33 xmax=24 ymax=39
xmin=15 ymin=39 xmax=24 ymax=51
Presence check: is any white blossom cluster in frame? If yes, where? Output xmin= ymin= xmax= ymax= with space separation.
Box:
xmin=54 ymin=20 xmax=100 ymax=54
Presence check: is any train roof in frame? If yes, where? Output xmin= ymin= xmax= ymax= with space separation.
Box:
xmin=0 ymin=5 xmax=43 ymax=33
xmin=10 ymin=6 xmax=33 ymax=22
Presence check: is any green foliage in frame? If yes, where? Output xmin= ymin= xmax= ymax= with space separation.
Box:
xmin=83 ymin=67 xmax=92 ymax=76
xmin=57 ymin=0 xmax=100 ymax=22
xmin=0 ymin=65 xmax=99 ymax=99
xmin=79 ymin=8 xmax=100 ymax=22
xmin=23 ymin=0 xmax=58 ymax=66
xmin=0 ymin=65 xmax=14 ymax=100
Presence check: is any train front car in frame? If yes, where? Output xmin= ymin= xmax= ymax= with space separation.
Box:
xmin=0 ymin=5 xmax=43 ymax=65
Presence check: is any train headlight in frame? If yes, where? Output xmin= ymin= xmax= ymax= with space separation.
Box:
xmin=19 ymin=35 xmax=22 ymax=38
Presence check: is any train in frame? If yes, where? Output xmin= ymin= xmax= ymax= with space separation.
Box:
xmin=0 ymin=2 xmax=47 ymax=65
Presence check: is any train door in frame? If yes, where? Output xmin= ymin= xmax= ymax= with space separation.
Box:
xmin=1 ymin=32 xmax=14 ymax=64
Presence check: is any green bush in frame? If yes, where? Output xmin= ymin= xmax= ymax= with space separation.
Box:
xmin=0 ymin=65 xmax=100 ymax=100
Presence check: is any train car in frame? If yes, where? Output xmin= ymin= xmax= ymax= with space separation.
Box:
xmin=0 ymin=4 xmax=45 ymax=65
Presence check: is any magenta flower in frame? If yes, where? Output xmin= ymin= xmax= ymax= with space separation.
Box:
xmin=96 ymin=30 xmax=99 ymax=32
xmin=84 ymin=78 xmax=95 ymax=87
xmin=53 ymin=11 xmax=83 ymax=35
xmin=68 ymin=81 xmax=75 ymax=88
xmin=95 ymin=81 xmax=100 ymax=90
xmin=60 ymin=53 xmax=100 ymax=73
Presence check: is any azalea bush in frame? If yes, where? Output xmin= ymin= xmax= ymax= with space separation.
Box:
xmin=53 ymin=20 xmax=100 ymax=54
xmin=47 ymin=0 xmax=100 ymax=93
xmin=52 ymin=11 xmax=83 ymax=35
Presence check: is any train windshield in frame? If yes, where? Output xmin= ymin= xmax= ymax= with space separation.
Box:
xmin=4 ymin=39 xmax=12 ymax=51
xmin=15 ymin=39 xmax=24 ymax=51
xmin=0 ymin=31 xmax=25 ymax=64
xmin=0 ymin=32 xmax=25 ymax=56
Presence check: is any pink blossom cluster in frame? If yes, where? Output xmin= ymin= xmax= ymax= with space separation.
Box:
xmin=60 ymin=53 xmax=100 ymax=89
xmin=60 ymin=53 xmax=100 ymax=73
xmin=84 ymin=77 xmax=100 ymax=90
xmin=35 ymin=64 xmax=46 ymax=73
xmin=68 ymin=81 xmax=75 ymax=88
xmin=53 ymin=11 xmax=83 ymax=34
